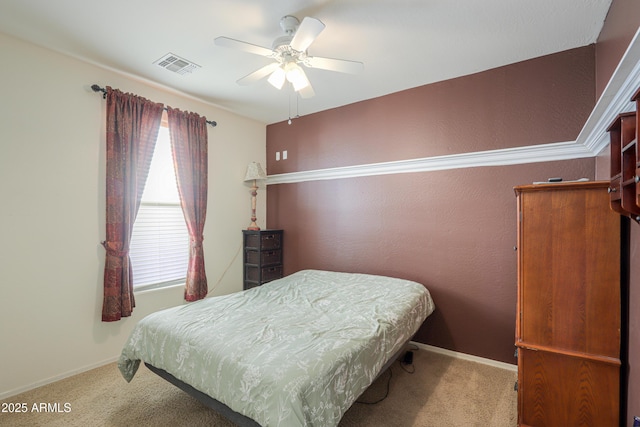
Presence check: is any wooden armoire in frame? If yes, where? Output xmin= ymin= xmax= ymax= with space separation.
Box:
xmin=514 ymin=181 xmax=622 ymax=427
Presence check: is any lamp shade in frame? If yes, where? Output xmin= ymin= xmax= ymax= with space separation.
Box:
xmin=267 ymin=66 xmax=286 ymax=89
xmin=244 ymin=162 xmax=267 ymax=181
xmin=285 ymin=63 xmax=310 ymax=91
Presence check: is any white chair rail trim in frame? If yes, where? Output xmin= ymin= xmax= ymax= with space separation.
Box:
xmin=267 ymin=141 xmax=593 ymax=185
xmin=267 ymin=29 xmax=640 ymax=186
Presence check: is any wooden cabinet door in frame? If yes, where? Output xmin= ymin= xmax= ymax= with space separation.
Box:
xmin=518 ymin=348 xmax=620 ymax=427
xmin=517 ymin=183 xmax=621 ymax=356
xmin=515 ymin=182 xmax=621 ymax=427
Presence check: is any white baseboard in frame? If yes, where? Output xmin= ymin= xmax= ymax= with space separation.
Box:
xmin=411 ymin=341 xmax=518 ymax=372
xmin=0 ymin=356 xmax=120 ymax=401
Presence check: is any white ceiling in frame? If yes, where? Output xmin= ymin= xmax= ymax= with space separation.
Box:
xmin=0 ymin=0 xmax=613 ymax=124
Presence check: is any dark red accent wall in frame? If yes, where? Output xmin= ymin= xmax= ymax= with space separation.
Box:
xmin=268 ymin=47 xmax=595 ymax=174
xmin=595 ymin=1 xmax=640 ymax=425
xmin=266 ymin=46 xmax=597 ymax=365
xmin=595 ymin=1 xmax=640 ymax=100
xmin=267 ymin=160 xmax=594 ymax=363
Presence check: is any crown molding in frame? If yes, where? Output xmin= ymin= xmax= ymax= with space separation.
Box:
xmin=267 ymin=28 xmax=640 ymax=186
xmin=577 ymin=28 xmax=640 ymax=155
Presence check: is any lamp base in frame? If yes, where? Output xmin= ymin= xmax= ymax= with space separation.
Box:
xmin=247 ymin=180 xmax=261 ymax=231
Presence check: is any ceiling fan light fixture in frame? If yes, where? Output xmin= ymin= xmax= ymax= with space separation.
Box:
xmin=216 ymin=15 xmax=362 ymax=99
xmin=291 ymin=72 xmax=309 ymax=92
xmin=285 ymin=63 xmax=309 ymax=91
xmin=268 ymin=66 xmax=286 ymax=89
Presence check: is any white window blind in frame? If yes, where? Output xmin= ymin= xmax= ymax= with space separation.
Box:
xmin=130 ymin=126 xmax=189 ymax=290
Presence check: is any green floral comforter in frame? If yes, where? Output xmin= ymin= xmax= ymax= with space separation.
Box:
xmin=119 ymin=269 xmax=435 ymax=426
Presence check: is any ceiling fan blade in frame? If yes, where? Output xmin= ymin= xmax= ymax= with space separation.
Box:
xmin=304 ymin=56 xmax=364 ymax=74
xmin=237 ymin=62 xmax=281 ymax=85
xmin=214 ymin=36 xmax=274 ymax=57
xmin=298 ymin=81 xmax=315 ymax=99
xmin=290 ymin=17 xmax=325 ymax=52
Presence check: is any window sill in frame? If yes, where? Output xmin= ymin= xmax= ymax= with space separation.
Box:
xmin=134 ymin=281 xmax=185 ymax=296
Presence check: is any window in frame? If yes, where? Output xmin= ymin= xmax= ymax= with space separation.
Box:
xmin=129 ymin=125 xmax=189 ymax=291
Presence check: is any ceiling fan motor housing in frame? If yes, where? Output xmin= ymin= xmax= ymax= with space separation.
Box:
xmin=272 ymin=35 xmax=294 ymax=51
xmin=272 ymin=16 xmax=304 ymax=62
xmin=273 ymin=16 xmax=301 ymax=53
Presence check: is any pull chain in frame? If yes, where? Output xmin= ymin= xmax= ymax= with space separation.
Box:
xmin=288 ymin=90 xmax=300 ymax=125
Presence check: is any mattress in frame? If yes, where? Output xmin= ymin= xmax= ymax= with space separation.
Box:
xmin=118 ymin=269 xmax=435 ymax=426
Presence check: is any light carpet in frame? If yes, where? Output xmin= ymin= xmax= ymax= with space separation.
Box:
xmin=0 ymin=348 xmax=517 ymax=426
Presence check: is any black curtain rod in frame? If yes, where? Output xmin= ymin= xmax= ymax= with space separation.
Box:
xmin=91 ymin=84 xmax=217 ymax=127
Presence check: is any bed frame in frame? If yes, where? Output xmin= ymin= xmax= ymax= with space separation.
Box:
xmin=146 ymin=362 xmax=261 ymax=427
xmin=145 ymin=340 xmax=411 ymax=427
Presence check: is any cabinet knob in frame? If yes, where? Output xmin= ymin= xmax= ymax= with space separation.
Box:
xmin=608 ymin=187 xmax=617 ymax=193
xmin=635 ymin=176 xmax=640 ymax=184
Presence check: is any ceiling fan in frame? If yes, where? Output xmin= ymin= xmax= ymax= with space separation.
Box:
xmin=215 ymin=15 xmax=364 ymax=98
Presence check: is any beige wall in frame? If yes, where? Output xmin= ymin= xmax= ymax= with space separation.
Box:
xmin=0 ymin=32 xmax=266 ymax=398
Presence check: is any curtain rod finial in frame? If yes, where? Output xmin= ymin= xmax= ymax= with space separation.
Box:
xmin=91 ymin=84 xmax=107 ymax=99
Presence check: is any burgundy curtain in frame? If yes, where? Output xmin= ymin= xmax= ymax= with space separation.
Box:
xmin=167 ymin=107 xmax=209 ymax=301
xmin=102 ymin=87 xmax=164 ymax=321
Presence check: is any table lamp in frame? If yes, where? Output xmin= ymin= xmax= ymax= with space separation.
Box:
xmin=244 ymin=162 xmax=267 ymax=230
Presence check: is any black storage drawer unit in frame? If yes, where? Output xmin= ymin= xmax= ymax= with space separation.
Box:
xmin=244 ymin=232 xmax=281 ymax=251
xmin=245 ymin=265 xmax=283 ymax=284
xmin=242 ymin=229 xmax=283 ymax=290
xmin=245 ymin=249 xmax=282 ymax=265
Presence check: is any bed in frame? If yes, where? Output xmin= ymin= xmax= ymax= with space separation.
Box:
xmin=119 ymin=269 xmax=435 ymax=426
